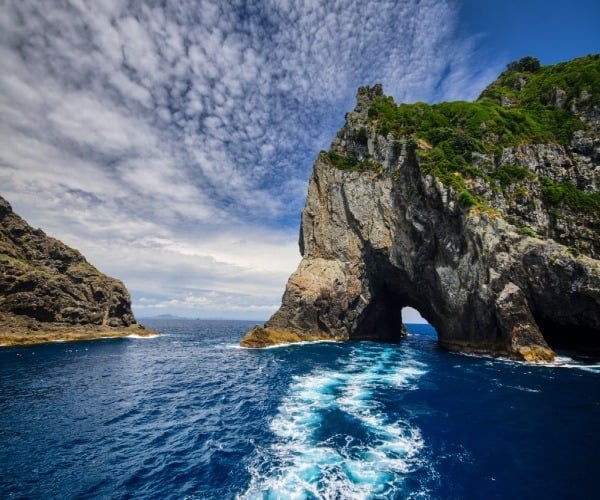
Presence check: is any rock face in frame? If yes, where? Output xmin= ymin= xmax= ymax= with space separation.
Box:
xmin=0 ymin=195 xmax=146 ymax=344
xmin=242 ymin=56 xmax=600 ymax=361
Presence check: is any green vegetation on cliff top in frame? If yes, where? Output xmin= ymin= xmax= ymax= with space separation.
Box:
xmin=369 ymin=55 xmax=598 ymax=147
xmin=327 ymin=55 xmax=599 ymax=215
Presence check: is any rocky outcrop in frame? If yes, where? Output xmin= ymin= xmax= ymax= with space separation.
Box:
xmin=0 ymin=196 xmax=153 ymax=345
xmin=242 ymin=57 xmax=600 ymax=361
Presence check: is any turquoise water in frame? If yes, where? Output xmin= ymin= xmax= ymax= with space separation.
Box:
xmin=1 ymin=320 xmax=598 ymax=498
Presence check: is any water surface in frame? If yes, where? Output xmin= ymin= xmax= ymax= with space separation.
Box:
xmin=1 ymin=320 xmax=598 ymax=498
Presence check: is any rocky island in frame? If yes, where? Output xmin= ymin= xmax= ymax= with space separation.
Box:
xmin=0 ymin=196 xmax=155 ymax=346
xmin=241 ymin=55 xmax=600 ymax=361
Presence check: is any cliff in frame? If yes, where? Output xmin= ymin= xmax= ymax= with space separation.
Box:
xmin=0 ymin=196 xmax=154 ymax=345
xmin=241 ymin=55 xmax=600 ymax=361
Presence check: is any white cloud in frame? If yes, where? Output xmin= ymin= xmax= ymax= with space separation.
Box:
xmin=0 ymin=0 xmax=501 ymax=319
xmin=46 ymin=93 xmax=155 ymax=153
xmin=402 ymin=307 xmax=429 ymax=325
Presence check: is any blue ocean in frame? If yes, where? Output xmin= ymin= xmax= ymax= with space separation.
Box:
xmin=1 ymin=320 xmax=598 ymax=499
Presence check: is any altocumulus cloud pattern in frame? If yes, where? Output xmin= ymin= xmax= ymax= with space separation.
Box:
xmin=0 ymin=0 xmax=497 ymax=318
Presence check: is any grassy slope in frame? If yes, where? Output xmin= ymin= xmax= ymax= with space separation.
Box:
xmin=326 ymin=55 xmax=600 ymax=215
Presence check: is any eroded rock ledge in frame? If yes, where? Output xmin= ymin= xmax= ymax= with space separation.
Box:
xmin=0 ymin=196 xmax=157 ymax=345
xmin=242 ymin=58 xmax=600 ymax=361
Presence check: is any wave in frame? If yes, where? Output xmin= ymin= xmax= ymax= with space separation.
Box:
xmin=126 ymin=333 xmax=161 ymax=339
xmin=241 ymin=344 xmax=430 ymax=498
xmin=227 ymin=340 xmax=340 ymax=350
xmin=239 ymin=339 xmax=344 ymax=350
xmin=542 ymin=355 xmax=600 ymax=373
xmin=453 ymin=351 xmax=600 ymax=373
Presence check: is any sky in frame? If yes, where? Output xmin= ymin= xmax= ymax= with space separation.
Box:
xmin=1 ymin=0 xmax=598 ymax=323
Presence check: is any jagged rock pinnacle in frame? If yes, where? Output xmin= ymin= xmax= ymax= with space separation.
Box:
xmin=354 ymin=83 xmax=384 ymax=115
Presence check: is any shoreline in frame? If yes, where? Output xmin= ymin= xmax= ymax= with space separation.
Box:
xmin=0 ymin=323 xmax=160 ymax=347
xmin=240 ymin=325 xmax=557 ymax=363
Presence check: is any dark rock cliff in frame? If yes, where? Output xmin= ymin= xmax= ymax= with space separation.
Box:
xmin=0 ymin=195 xmax=144 ymax=343
xmin=242 ymin=56 xmax=600 ymax=361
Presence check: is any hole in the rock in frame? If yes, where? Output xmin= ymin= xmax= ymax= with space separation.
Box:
xmin=351 ymin=280 xmax=441 ymax=343
xmin=401 ymin=306 xmax=429 ymax=326
xmin=401 ymin=306 xmax=439 ymax=339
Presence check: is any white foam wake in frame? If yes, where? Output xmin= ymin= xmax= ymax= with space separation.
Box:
xmin=241 ymin=344 xmax=429 ymax=498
